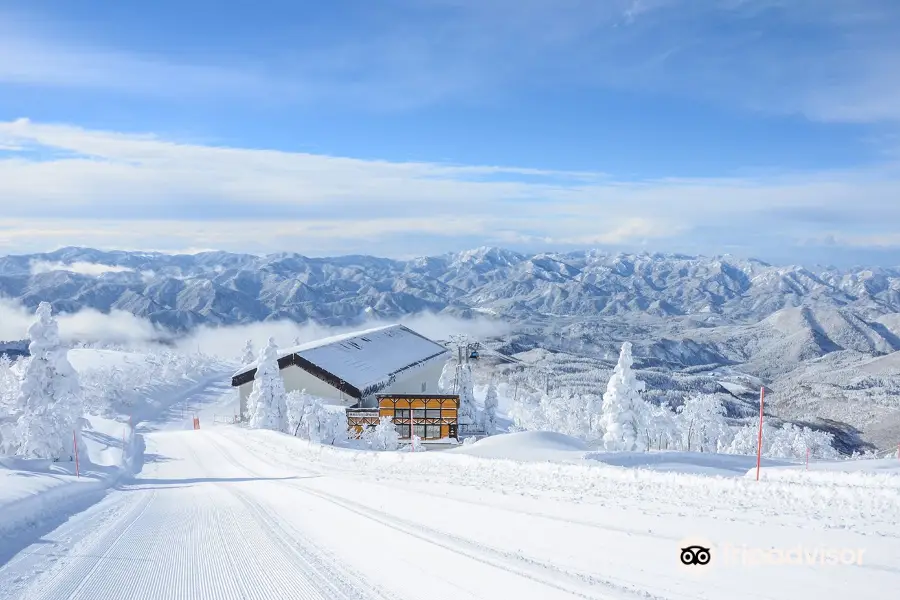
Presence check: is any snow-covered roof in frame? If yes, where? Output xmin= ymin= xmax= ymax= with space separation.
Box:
xmin=232 ymin=324 xmax=450 ymax=399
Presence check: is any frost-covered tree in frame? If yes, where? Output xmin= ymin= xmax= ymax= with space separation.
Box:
xmin=457 ymin=362 xmax=478 ymax=431
xmin=286 ymin=389 xmax=310 ymax=435
xmin=724 ymin=421 xmax=838 ymax=459
xmin=0 ymin=354 xmax=18 ymax=415
xmin=14 ymin=302 xmax=84 ymax=460
xmin=600 ymin=342 xmax=646 ymax=452
xmin=287 ymin=389 xmax=347 ymax=445
xmin=247 ymin=338 xmax=288 ymax=432
xmin=507 ymin=388 xmax=542 ymax=433
xmin=438 ymin=360 xmax=457 ymax=393
xmin=300 ymin=394 xmax=327 ymax=442
xmin=369 ymin=416 xmax=401 ymax=450
xmin=402 ymin=434 xmax=426 ymax=452
xmin=239 ymin=339 xmax=255 ymax=365
xmin=644 ymin=401 xmax=678 ymax=450
xmin=481 ymin=380 xmax=499 ymax=434
xmin=676 ymin=394 xmax=729 ymax=452
xmin=0 ymin=354 xmax=20 ymax=455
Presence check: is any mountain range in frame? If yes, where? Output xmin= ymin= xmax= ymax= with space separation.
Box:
xmin=2 ymin=246 xmax=899 ymax=451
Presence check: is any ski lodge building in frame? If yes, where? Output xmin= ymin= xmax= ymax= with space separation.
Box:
xmin=231 ymin=324 xmax=460 ymax=440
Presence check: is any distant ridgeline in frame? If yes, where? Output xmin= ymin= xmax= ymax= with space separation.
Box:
xmin=0 ymin=340 xmax=29 ymax=359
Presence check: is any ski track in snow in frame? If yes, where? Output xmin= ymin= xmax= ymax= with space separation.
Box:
xmin=205 ymin=433 xmax=657 ymax=600
xmin=0 ymin=431 xmax=403 ymax=600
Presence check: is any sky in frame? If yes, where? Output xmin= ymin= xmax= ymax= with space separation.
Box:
xmin=1 ymin=0 xmax=899 ymax=267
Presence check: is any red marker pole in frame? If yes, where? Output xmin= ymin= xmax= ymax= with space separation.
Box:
xmin=755 ymin=387 xmax=765 ymax=482
xmin=73 ymin=431 xmax=80 ymax=478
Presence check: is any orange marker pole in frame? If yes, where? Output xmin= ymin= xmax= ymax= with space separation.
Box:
xmin=73 ymin=431 xmax=80 ymax=478
xmin=755 ymin=387 xmax=765 ymax=482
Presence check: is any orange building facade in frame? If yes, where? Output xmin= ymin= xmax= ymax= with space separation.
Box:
xmin=347 ymin=394 xmax=460 ymax=440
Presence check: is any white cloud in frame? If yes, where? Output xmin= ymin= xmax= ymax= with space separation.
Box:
xmin=0 ymin=294 xmax=509 ymax=357
xmin=29 ymin=260 xmax=135 ymax=276
xmin=0 ymin=21 xmax=286 ymax=101
xmin=0 ymin=119 xmax=899 ymax=257
xmin=0 ymin=299 xmax=167 ymax=345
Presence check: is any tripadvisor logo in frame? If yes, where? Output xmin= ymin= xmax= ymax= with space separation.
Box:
xmin=680 ymin=545 xmax=711 ymax=566
xmin=720 ymin=543 xmax=866 ymax=567
xmin=677 ymin=538 xmax=866 ymax=569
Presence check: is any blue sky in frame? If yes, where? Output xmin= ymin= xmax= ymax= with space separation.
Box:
xmin=1 ymin=0 xmax=899 ymax=266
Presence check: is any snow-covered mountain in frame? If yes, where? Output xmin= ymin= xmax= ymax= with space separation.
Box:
xmin=3 ymin=245 xmax=899 ymax=450
xmin=4 ymin=246 xmax=899 ymax=330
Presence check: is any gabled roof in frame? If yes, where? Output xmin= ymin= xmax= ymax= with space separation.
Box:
xmin=231 ymin=324 xmax=450 ymax=399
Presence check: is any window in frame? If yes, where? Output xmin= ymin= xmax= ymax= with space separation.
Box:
xmin=413 ymin=424 xmax=426 ymax=439
xmin=426 ymin=409 xmax=441 ymax=418
xmin=412 ymin=409 xmax=427 ymax=418
xmin=394 ymin=409 xmax=410 ymax=418
xmin=394 ymin=423 xmax=408 ymax=438
xmin=424 ymin=424 xmax=442 ymax=439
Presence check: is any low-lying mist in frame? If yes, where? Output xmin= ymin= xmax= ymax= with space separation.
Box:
xmin=0 ymin=299 xmax=510 ymax=363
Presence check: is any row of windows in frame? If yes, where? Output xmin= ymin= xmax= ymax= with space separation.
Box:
xmin=393 ymin=409 xmax=448 ymax=419
xmin=394 ymin=423 xmax=444 ymax=439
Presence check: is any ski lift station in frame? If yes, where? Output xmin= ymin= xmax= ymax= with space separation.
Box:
xmin=231 ymin=324 xmax=460 ymax=441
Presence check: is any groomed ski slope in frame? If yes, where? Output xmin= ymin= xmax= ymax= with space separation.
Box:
xmin=1 ymin=425 xmax=899 ymax=599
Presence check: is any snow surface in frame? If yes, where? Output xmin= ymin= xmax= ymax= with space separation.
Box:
xmin=448 ymin=430 xmax=588 ymax=461
xmin=2 ymin=366 xmax=899 ymax=599
xmin=585 ymin=450 xmax=794 ymax=477
xmin=0 ymin=348 xmax=235 ymax=565
xmin=66 ymin=348 xmax=138 ymax=371
xmin=233 ymin=324 xmax=450 ymax=394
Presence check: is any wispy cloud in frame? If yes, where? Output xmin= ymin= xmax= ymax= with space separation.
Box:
xmin=0 ymin=15 xmax=286 ymax=102
xmin=29 ymin=260 xmax=135 ymax=276
xmin=1 ymin=119 xmax=900 ymax=259
xmin=2 ymin=2 xmax=898 ymax=120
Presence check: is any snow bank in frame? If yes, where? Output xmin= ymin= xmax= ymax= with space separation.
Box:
xmin=67 ymin=348 xmax=139 ymax=371
xmin=0 ymin=416 xmax=136 ymax=541
xmin=754 ymin=457 xmax=900 ymax=488
xmin=226 ymin=427 xmax=900 ymax=536
xmin=448 ymin=431 xmax=587 ymax=461
xmin=0 ymin=347 xmax=227 ymax=543
xmin=585 ymin=450 xmax=794 ymax=476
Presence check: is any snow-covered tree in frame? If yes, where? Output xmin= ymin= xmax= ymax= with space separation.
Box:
xmin=369 ymin=416 xmax=401 ymax=450
xmin=286 ymin=389 xmax=311 ymax=435
xmin=300 ymin=394 xmax=327 ymax=442
xmin=507 ymin=388 xmax=542 ymax=433
xmin=643 ymin=400 xmax=678 ymax=450
xmin=438 ymin=360 xmax=457 ymax=393
xmin=600 ymin=342 xmax=647 ymax=452
xmin=14 ymin=302 xmax=84 ymax=460
xmin=0 ymin=354 xmax=20 ymax=455
xmin=722 ymin=420 xmax=838 ymax=459
xmin=286 ymin=389 xmax=347 ymax=445
xmin=457 ymin=362 xmax=478 ymax=432
xmin=481 ymin=380 xmax=499 ymax=434
xmin=247 ymin=338 xmax=288 ymax=432
xmin=676 ymin=394 xmax=729 ymax=452
xmin=238 ymin=339 xmax=255 ymax=365
xmin=0 ymin=354 xmax=17 ymax=414
xmin=402 ymin=434 xmax=426 ymax=452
